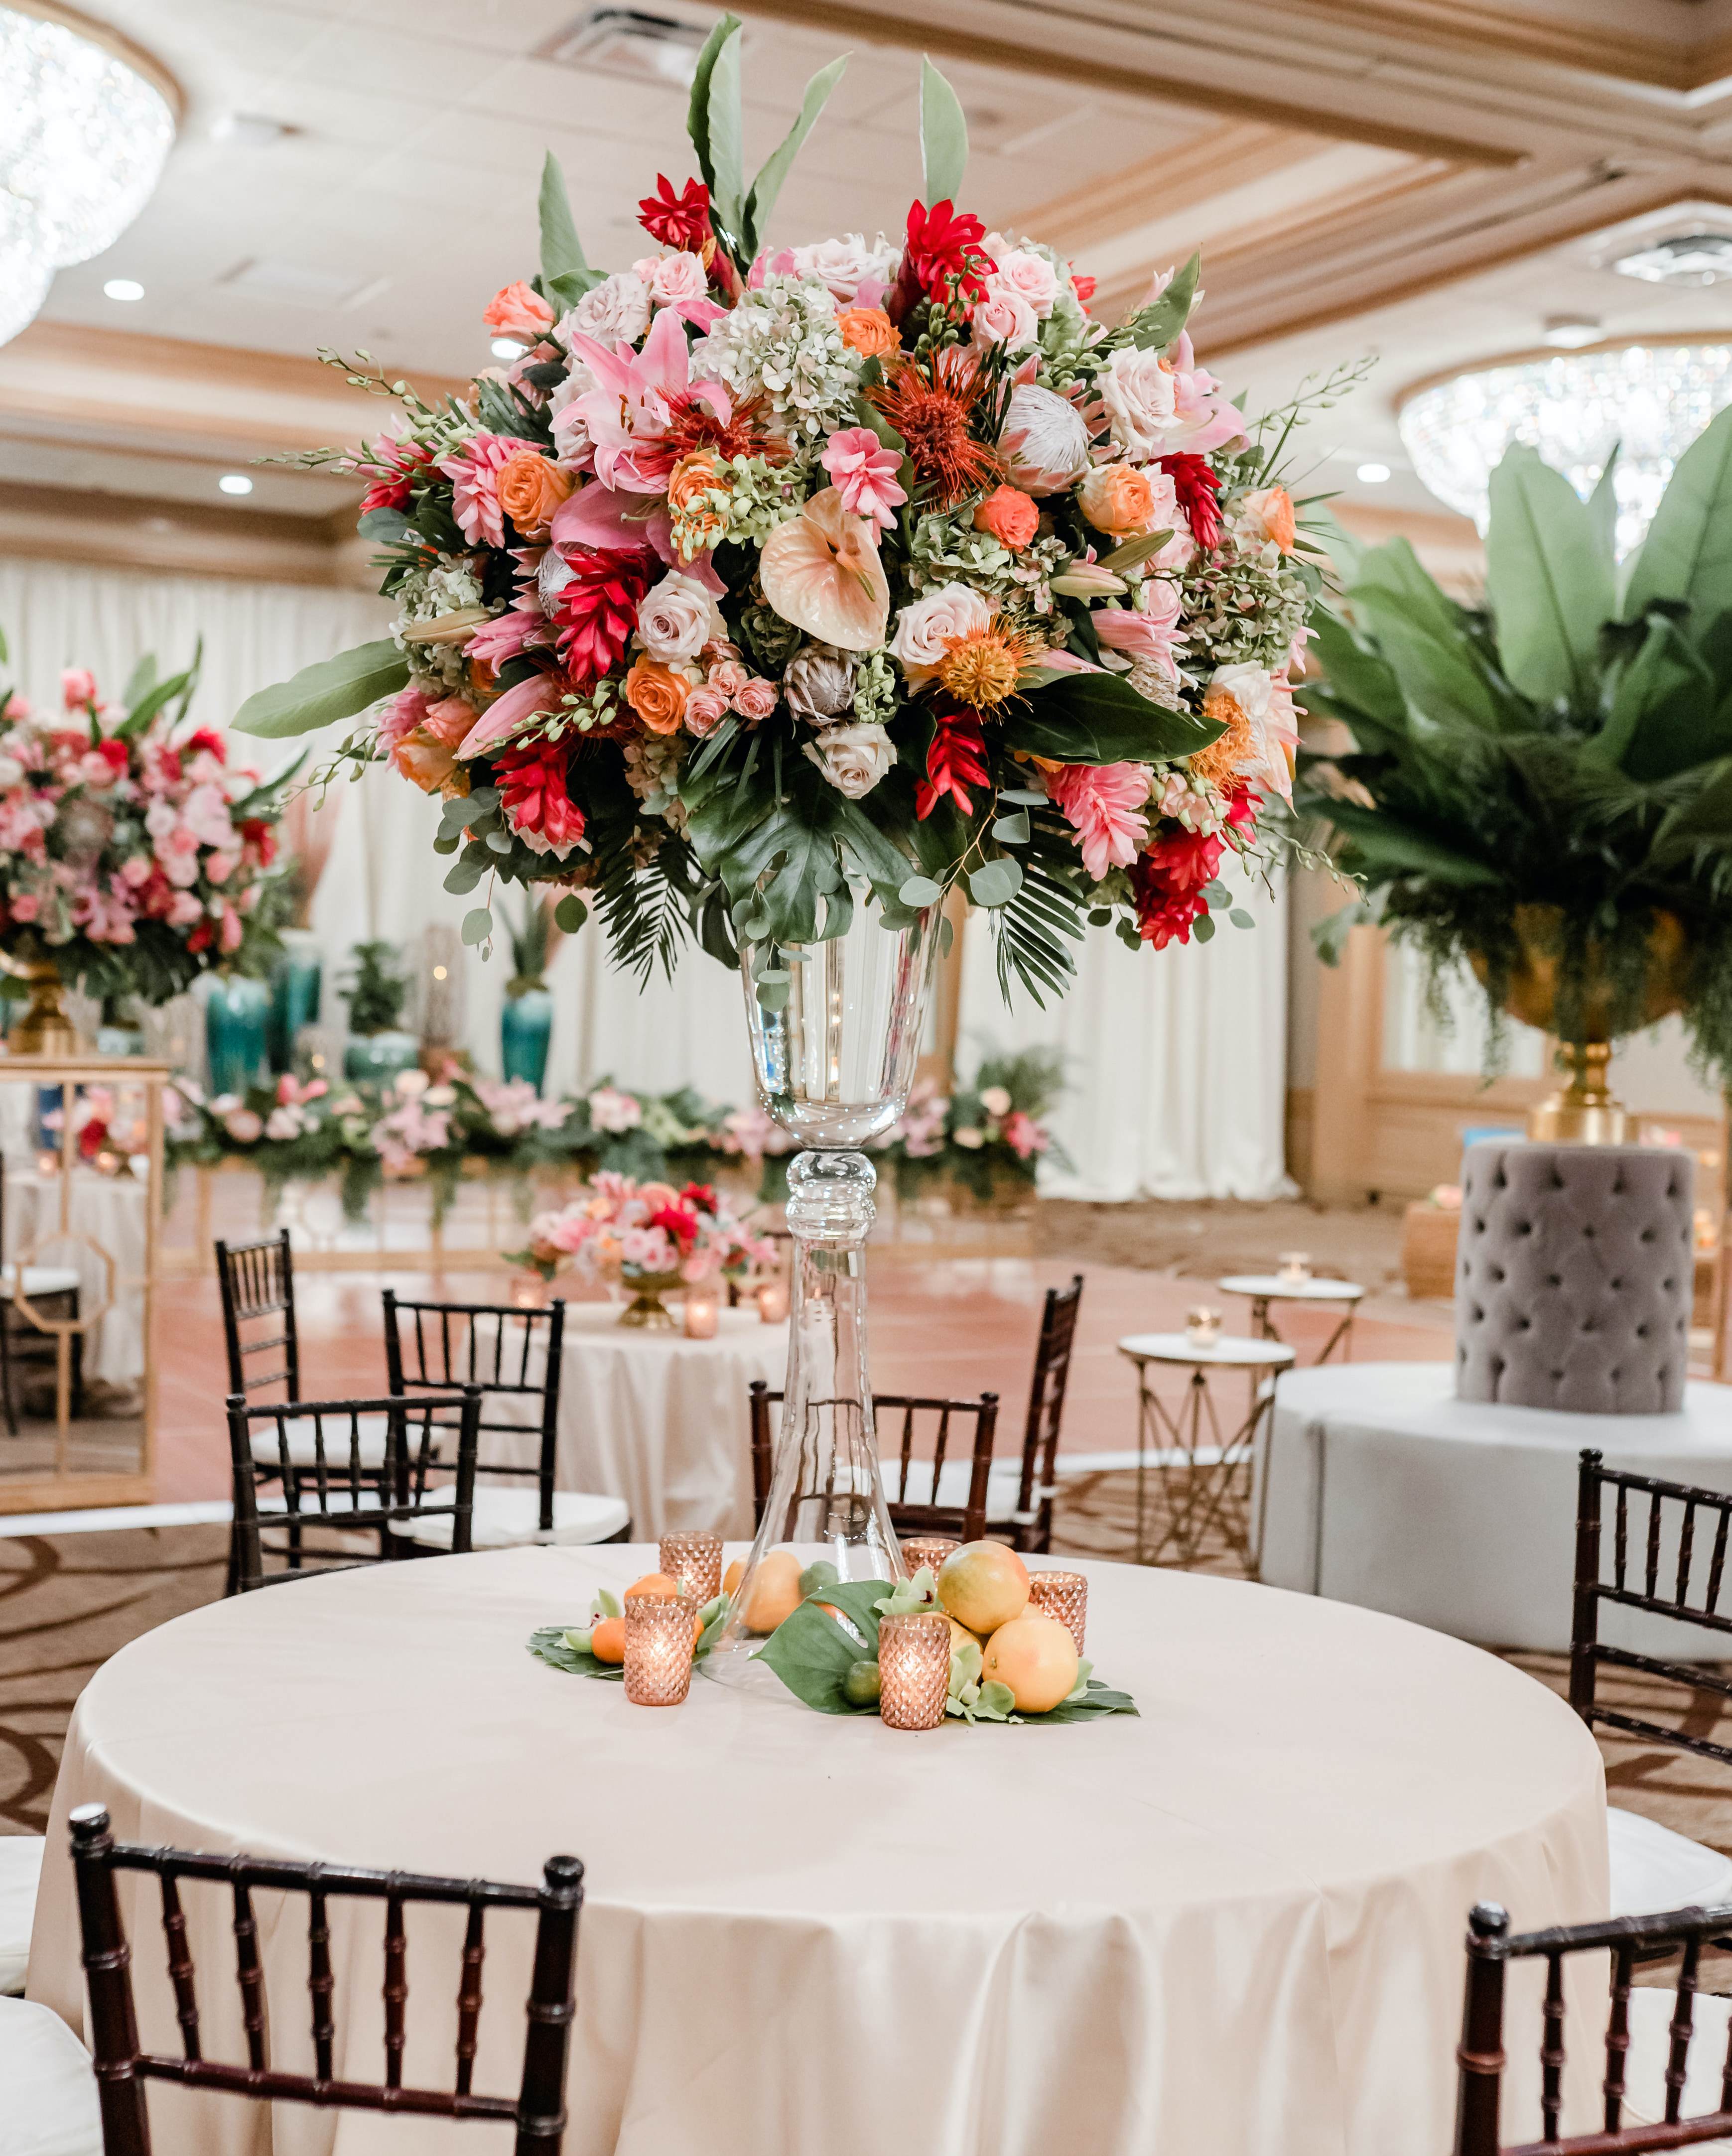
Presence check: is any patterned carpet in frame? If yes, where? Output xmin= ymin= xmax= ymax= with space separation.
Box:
xmin=7 ymin=1484 xmax=1732 ymax=1873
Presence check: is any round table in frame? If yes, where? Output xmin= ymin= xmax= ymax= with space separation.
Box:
xmin=1259 ymin=1361 xmax=1732 ymax=1654
xmin=1216 ymin=1274 xmax=1365 ymax=1364
xmin=30 ymin=1545 xmax=1605 ymax=2155
xmin=1117 ymin=1333 xmax=1295 ymax=1570
xmin=495 ymin=1302 xmax=788 ymax=1539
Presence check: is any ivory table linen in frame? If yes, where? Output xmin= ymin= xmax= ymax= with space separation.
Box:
xmin=29 ymin=1545 xmax=1606 ymax=2155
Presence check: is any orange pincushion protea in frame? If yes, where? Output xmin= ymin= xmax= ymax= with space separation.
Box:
xmin=1190 ymin=684 xmax=1254 ymax=791
xmin=865 ymin=352 xmax=1001 ymax=508
xmin=936 ymin=623 xmax=1027 ymax=710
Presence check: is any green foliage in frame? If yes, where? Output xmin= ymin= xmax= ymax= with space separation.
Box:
xmin=536 ymin=152 xmax=603 ymax=310
xmin=1001 ymin=672 xmax=1224 ymax=765
xmin=1124 ymin=252 xmax=1200 ymax=355
xmin=338 ymin=940 xmax=408 ymax=1036
xmin=919 ymin=56 xmax=969 ymax=206
xmin=1298 ymin=426 xmax=1732 ymax=1081
xmin=232 ymin=640 xmax=409 ymax=739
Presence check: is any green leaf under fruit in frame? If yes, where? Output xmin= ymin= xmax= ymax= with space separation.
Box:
xmin=526 ymin=1625 xmax=623 ymax=1682
xmin=755 ymin=1579 xmax=890 ymax=1713
xmin=919 ymin=56 xmax=969 ymax=207
xmin=232 ymin=640 xmax=408 ymax=739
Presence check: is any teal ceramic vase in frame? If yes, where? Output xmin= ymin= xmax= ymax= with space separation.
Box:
xmin=343 ymin=1030 xmax=421 ymax=1083
xmin=268 ymin=931 xmax=323 ymax=1072
xmin=206 ymin=976 xmax=270 ymax=1097
xmin=501 ymin=988 xmax=554 ymax=1093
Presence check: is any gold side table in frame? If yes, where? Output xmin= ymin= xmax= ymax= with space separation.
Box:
xmin=1117 ymin=1332 xmax=1295 ymax=1574
xmin=1217 ymin=1274 xmax=1366 ymax=1366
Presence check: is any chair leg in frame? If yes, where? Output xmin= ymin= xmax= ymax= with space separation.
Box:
xmin=0 ymin=1306 xmax=16 ymax=1438
xmin=69 ymin=1292 xmax=83 ymax=1420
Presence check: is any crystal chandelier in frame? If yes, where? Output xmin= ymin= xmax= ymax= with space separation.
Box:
xmin=0 ymin=3 xmax=176 ymax=347
xmin=1398 ymin=343 xmax=1732 ymax=557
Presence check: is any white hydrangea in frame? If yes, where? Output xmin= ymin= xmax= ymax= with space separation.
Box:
xmin=393 ymin=557 xmax=491 ymax=691
xmin=689 ymin=273 xmax=860 ymax=445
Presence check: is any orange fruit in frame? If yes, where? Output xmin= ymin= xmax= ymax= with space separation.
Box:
xmin=589 ymin=1618 xmax=626 ymax=1664
xmin=945 ymin=1615 xmax=984 ymax=1657
xmin=625 ymin=1572 xmax=682 ymax=1600
xmin=743 ymin=1549 xmax=804 ymax=1633
xmin=723 ymin=1559 xmax=745 ymax=1597
xmin=936 ymin=1542 xmax=1029 ymax=1636
xmin=983 ymin=1614 xmax=1078 ymax=1713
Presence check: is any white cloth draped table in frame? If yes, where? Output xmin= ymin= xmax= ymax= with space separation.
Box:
xmin=1259 ymin=1362 xmax=1732 ymax=1654
xmin=29 ymin=1545 xmax=1606 ymax=2154
xmin=487 ymin=1303 xmax=788 ymax=1539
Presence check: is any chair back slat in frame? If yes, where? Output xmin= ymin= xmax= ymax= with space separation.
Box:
xmin=308 ymin=1890 xmax=335 ymax=2083
xmin=750 ymin=1386 xmax=1000 ymax=1544
xmin=1455 ymin=1901 xmax=1732 ymax=2155
xmin=1571 ymin=1449 xmax=1732 ymax=1767
xmin=214 ymin=1232 xmax=301 ymax=1403
xmin=456 ymin=1904 xmax=486 ymax=2097
xmin=158 ymin=1874 xmax=201 ymax=2062
xmin=384 ymin=1892 xmax=407 ymax=2088
xmin=68 ymin=1805 xmax=582 ymax=2153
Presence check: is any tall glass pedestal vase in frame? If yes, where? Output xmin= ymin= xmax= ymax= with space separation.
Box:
xmin=702 ymin=900 xmax=941 ymax=1697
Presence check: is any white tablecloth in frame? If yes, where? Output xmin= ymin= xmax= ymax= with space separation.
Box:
xmin=30 ymin=1544 xmax=1606 ymax=2155
xmin=494 ymin=1302 xmax=788 ymax=1539
xmin=4 ymin=1167 xmax=147 ymax=1385
xmin=1260 ymin=1362 xmax=1732 ymax=1653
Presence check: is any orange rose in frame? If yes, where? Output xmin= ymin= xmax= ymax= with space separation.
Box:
xmin=624 ymin=655 xmax=690 ymax=736
xmin=1240 ymin=485 xmax=1296 ymax=552
xmin=391 ymin=733 xmax=470 ymax=799
xmin=666 ymin=450 xmax=727 ymax=558
xmin=973 ymin=485 xmax=1040 ymax=552
xmin=837 ymin=307 xmax=898 ymax=359
xmin=496 ymin=451 xmax=573 ymax=538
xmin=482 ymin=280 xmax=553 ymax=341
xmin=1077 ymin=462 xmax=1158 ymax=537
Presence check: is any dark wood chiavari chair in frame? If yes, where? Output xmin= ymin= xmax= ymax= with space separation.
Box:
xmin=67 ymin=1801 xmax=581 ymax=2156
xmin=1007 ymin=1274 xmax=1083 ymax=1553
xmin=1571 ymin=1446 xmax=1732 ymax=1766
xmin=748 ymin=1381 xmax=1000 ymax=1545
xmin=214 ymin=1229 xmax=301 ymax=1403
xmin=226 ymin=1388 xmax=481 ymax=1590
xmin=1454 ymin=1898 xmax=1732 ymax=2154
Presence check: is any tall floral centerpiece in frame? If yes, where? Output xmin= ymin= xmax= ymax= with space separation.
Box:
xmin=236 ymin=29 xmax=1326 ymax=1691
xmin=0 ymin=636 xmax=291 ymax=1050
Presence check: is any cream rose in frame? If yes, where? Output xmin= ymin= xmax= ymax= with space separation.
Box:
xmin=636 ymin=572 xmax=721 ymax=664
xmin=889 ymin=583 xmax=992 ymax=680
xmin=648 ymin=252 xmax=709 ymax=308
xmin=790 ymin=234 xmax=899 ymax=304
xmin=971 ymin=281 xmax=1039 ymax=351
xmin=570 ymin=272 xmax=651 ymax=347
xmin=989 ymin=247 xmax=1059 ymax=318
xmin=1097 ymin=346 xmax=1181 ymax=462
xmin=804 ymin=722 xmax=895 ymax=799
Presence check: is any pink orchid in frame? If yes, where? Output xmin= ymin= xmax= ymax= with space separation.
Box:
xmin=439 ymin=434 xmax=544 ymax=547
xmin=1044 ymin=761 xmax=1152 ymax=880
xmin=819 ymin=427 xmax=908 ymax=532
xmin=563 ymin=309 xmax=730 ymax=495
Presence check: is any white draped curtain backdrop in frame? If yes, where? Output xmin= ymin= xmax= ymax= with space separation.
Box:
xmin=0 ymin=556 xmax=1291 ymax=1195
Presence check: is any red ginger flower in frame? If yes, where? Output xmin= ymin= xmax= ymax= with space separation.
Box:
xmin=640 ymin=175 xmax=712 ymax=252
xmin=495 ymin=739 xmax=586 ymax=853
xmin=1157 ymin=452 xmax=1223 ymax=552
xmin=550 ymin=547 xmax=659 ymax=685
xmin=1130 ymin=786 xmax=1256 ymax=947
xmin=917 ymin=705 xmax=990 ymax=820
xmin=902 ymin=199 xmax=996 ymax=310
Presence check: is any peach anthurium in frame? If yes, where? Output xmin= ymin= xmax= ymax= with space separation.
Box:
xmin=758 ymin=487 xmax=889 ymax=652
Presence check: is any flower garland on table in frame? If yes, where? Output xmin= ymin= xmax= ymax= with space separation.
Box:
xmin=877 ymin=1044 xmax=1067 ymax=1202
xmin=238 ymin=30 xmax=1345 ymax=1008
xmin=507 ymin=1171 xmax=777 ymax=1284
xmin=0 ymin=642 xmax=294 ymax=1003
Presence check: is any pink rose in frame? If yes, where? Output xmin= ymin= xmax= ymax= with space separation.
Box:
xmin=988 ymin=247 xmax=1059 ymax=318
xmin=707 ymin=658 xmax=749 ymax=700
xmin=970 ymin=282 xmax=1039 ymax=350
xmin=889 ymin=583 xmax=992 ymax=682
xmin=684 ymin=684 xmax=729 ymax=736
xmin=731 ymin=677 xmax=778 ymax=722
xmin=205 ymin=852 xmax=235 ymax=885
xmin=61 ymin=669 xmax=97 ymax=710
xmin=420 ymin=695 xmax=479 ymax=748
xmin=648 ymin=252 xmax=708 ymax=307
xmin=8 ymin=892 xmax=38 ymax=922
xmin=483 ymin=281 xmax=554 ymax=341
xmin=570 ymin=271 xmax=651 ymax=347
xmin=119 ymin=855 xmax=151 ymax=886
xmin=225 ymin=1109 xmax=263 ymax=1143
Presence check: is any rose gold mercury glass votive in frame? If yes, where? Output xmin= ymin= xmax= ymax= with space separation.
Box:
xmin=878 ymin=1612 xmax=951 ymax=1730
xmin=659 ymin=1529 xmax=723 ymax=1607
xmin=623 ymin=1592 xmax=697 ymax=1706
xmin=1028 ymin=1570 xmax=1088 ymax=1653
xmin=900 ymin=1535 xmax=959 ymax=1576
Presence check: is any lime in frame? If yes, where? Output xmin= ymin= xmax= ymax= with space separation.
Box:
xmin=799 ymin=1559 xmax=840 ymax=1598
xmin=842 ymin=1658 xmax=882 ymax=1708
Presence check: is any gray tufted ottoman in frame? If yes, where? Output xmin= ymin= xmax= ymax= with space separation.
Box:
xmin=1454 ymin=1140 xmax=1694 ymax=1414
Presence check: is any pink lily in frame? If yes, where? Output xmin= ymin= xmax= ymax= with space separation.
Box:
xmin=455 ymin=672 xmax=566 ymax=763
xmin=562 ymin=308 xmax=730 ymax=494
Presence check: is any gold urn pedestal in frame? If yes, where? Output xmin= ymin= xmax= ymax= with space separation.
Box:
xmin=4 ymin=959 xmax=80 ymax=1055
xmin=1528 ymin=1040 xmax=1630 ymax=1146
xmin=616 ymin=1271 xmax=683 ymax=1330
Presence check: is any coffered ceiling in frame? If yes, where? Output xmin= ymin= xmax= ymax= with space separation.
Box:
xmin=4 ymin=0 xmax=1732 ymax=583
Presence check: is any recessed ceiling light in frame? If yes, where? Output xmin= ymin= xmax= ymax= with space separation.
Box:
xmin=1613 ymin=232 xmax=1732 ymax=286
xmin=218 ymin=474 xmax=253 ymax=495
xmin=103 ymin=278 xmax=144 ymax=302
xmin=491 ymin=337 xmax=527 ymax=360
xmin=1357 ymin=462 xmax=1391 ymax=484
xmin=1543 ymin=315 xmax=1601 ymax=349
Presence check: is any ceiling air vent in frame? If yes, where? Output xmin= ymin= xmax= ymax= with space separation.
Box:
xmin=1613 ymin=232 xmax=1732 ymax=286
xmin=536 ymin=9 xmax=712 ymax=88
